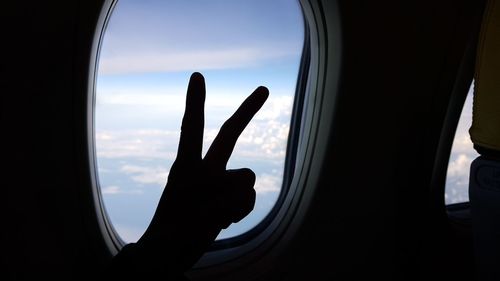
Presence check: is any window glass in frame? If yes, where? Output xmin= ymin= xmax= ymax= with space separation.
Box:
xmin=445 ymin=84 xmax=479 ymax=205
xmin=95 ymin=0 xmax=304 ymax=242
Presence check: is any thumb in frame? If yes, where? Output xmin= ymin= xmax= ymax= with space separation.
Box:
xmin=223 ymin=168 xmax=256 ymax=224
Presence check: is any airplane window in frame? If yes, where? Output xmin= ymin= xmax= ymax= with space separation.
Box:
xmin=95 ymin=0 xmax=305 ymax=243
xmin=445 ymin=84 xmax=479 ymax=205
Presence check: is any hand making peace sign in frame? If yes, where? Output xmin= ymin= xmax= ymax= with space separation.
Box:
xmin=135 ymin=72 xmax=269 ymax=273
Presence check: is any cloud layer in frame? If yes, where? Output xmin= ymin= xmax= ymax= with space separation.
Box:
xmin=96 ymin=95 xmax=293 ymax=163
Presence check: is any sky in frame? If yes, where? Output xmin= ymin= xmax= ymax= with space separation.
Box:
xmin=95 ymin=0 xmax=304 ymax=242
xmin=445 ymin=84 xmax=479 ymax=205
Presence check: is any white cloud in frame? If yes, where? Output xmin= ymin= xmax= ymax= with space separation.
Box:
xmin=208 ymin=95 xmax=293 ymax=162
xmin=102 ymin=185 xmax=121 ymax=194
xmin=255 ymin=173 xmax=282 ymax=194
xmin=229 ymin=119 xmax=290 ymax=162
xmin=96 ymin=130 xmax=179 ymax=159
xmin=445 ymin=147 xmax=477 ymax=204
xmin=121 ymin=165 xmax=169 ymax=186
xmin=444 ymin=89 xmax=478 ymax=204
xmin=450 ymin=134 xmax=474 ymax=155
xmin=101 ymin=185 xmax=144 ymax=195
xmin=447 ymin=153 xmax=473 ymax=179
xmin=95 ymin=95 xmax=292 ymax=162
xmin=97 ymin=90 xmax=186 ymax=107
xmin=450 ymin=90 xmax=474 ymax=154
xmin=254 ymin=95 xmax=293 ymax=121
xmin=96 ymin=94 xmax=292 ymax=200
xmin=99 ymin=47 xmax=298 ymax=75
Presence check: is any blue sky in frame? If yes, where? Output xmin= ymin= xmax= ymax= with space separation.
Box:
xmin=95 ymin=0 xmax=304 ymax=242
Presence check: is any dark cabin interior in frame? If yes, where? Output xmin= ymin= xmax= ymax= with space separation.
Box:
xmin=2 ymin=0 xmax=495 ymax=280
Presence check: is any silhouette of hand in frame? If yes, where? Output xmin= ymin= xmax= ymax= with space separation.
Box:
xmin=135 ymin=72 xmax=269 ymax=273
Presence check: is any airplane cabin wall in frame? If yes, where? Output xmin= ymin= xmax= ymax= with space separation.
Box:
xmin=3 ymin=1 xmax=108 ymax=280
xmin=270 ymin=1 xmax=485 ymax=280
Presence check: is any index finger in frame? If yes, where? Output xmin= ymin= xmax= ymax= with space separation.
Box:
xmin=204 ymin=86 xmax=269 ymax=169
xmin=177 ymin=72 xmax=206 ymax=162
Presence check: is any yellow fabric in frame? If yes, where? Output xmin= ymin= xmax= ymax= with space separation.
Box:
xmin=470 ymin=0 xmax=500 ymax=151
